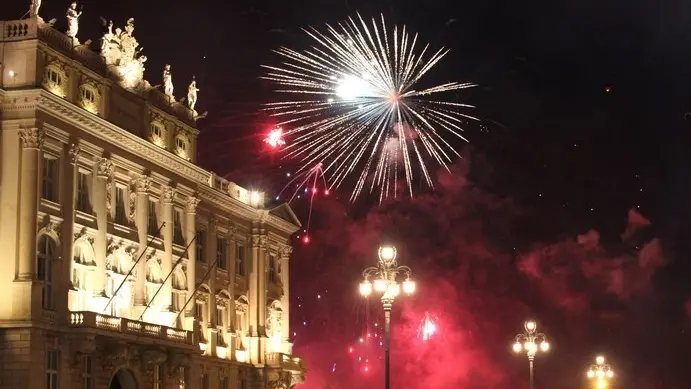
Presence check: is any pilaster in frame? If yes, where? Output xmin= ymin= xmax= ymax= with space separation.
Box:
xmin=16 ymin=127 xmax=44 ymax=281
xmin=160 ymin=185 xmax=175 ymax=314
xmin=183 ymin=196 xmax=200 ymax=329
xmin=206 ymin=216 xmax=218 ymax=357
xmin=132 ymin=175 xmax=150 ymax=319
xmin=279 ymin=244 xmax=293 ymax=354
xmin=91 ymin=157 xmax=113 ymax=311
xmin=64 ymin=142 xmax=79 ymax=314
xmin=248 ymin=230 xmax=268 ymax=364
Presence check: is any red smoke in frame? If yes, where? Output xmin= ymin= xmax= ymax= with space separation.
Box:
xmin=288 ymin=159 xmax=687 ymax=389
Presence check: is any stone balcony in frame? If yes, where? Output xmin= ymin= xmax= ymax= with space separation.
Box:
xmin=69 ymin=311 xmax=196 ymax=348
xmin=266 ymin=352 xmax=306 ymax=372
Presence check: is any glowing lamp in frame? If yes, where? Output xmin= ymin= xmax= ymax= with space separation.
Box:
xmin=525 ymin=321 xmax=536 ymax=332
xmin=359 ymin=280 xmax=372 ymax=296
xmin=587 ymin=370 xmax=595 ymax=379
xmin=373 ymin=279 xmax=387 ymax=292
xmin=596 ymin=379 xmax=608 ymax=389
xmin=512 ymin=342 xmax=522 ymax=353
xmin=606 ymin=370 xmax=614 ymax=378
xmin=386 ymin=283 xmax=400 ymax=297
xmin=402 ymin=279 xmax=416 ymax=294
xmin=8 ymin=70 xmax=16 ymax=78
xmin=540 ymin=341 xmax=549 ymax=352
xmin=596 ymin=370 xmax=604 ymax=378
xmin=250 ymin=191 xmax=262 ymax=206
xmin=596 ymin=356 xmax=605 ymax=365
xmin=378 ymin=246 xmax=396 ymax=262
xmin=525 ymin=341 xmax=536 ymax=352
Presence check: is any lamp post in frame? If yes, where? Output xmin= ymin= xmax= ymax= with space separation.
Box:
xmin=358 ymin=245 xmax=416 ymax=389
xmin=512 ymin=320 xmax=550 ymax=389
xmin=587 ymin=355 xmax=614 ymax=389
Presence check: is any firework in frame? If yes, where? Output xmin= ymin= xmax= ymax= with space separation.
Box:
xmin=418 ymin=312 xmax=438 ymax=341
xmin=264 ymin=126 xmax=286 ymax=149
xmin=263 ymin=13 xmax=478 ymax=202
xmin=275 ymin=163 xmax=330 ymax=243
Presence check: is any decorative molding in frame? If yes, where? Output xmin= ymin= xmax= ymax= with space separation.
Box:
xmin=128 ymin=191 xmax=137 ymax=219
xmin=208 ymin=216 xmax=218 ymax=230
xmin=251 ymin=234 xmax=260 ymax=248
xmin=185 ymin=196 xmax=200 ymax=214
xmin=133 ymin=175 xmax=150 ymax=194
xmin=279 ymin=244 xmax=293 ymax=259
xmin=96 ymin=157 xmax=114 ymax=178
xmin=161 ymin=186 xmax=176 ymax=205
xmin=69 ymin=143 xmax=81 ymax=164
xmin=258 ymin=235 xmax=268 ymax=249
xmin=227 ymin=223 xmax=238 ymax=240
xmin=19 ymin=127 xmax=45 ymax=149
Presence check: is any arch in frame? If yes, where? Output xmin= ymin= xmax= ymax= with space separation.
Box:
xmin=107 ymin=247 xmax=133 ymax=275
xmin=73 ymin=237 xmax=95 ymax=265
xmin=198 ymin=283 xmax=211 ymax=295
xmin=37 ymin=225 xmax=61 ymax=251
xmin=172 ymin=266 xmax=187 ymax=290
xmin=236 ymin=294 xmax=249 ymax=306
xmin=109 ymin=368 xmax=138 ymax=389
xmin=216 ymin=289 xmax=231 ymax=301
xmin=268 ymin=299 xmax=283 ymax=312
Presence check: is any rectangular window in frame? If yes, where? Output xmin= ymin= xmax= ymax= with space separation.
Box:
xmin=76 ymin=172 xmax=90 ymax=213
xmin=38 ymin=238 xmax=54 ymax=310
xmin=269 ymin=254 xmax=278 ymax=283
xmin=219 ymin=376 xmax=228 ymax=389
xmin=46 ymin=350 xmax=59 ymax=389
xmin=196 ymin=230 xmax=205 ymax=262
xmin=200 ymin=374 xmax=209 ymax=389
xmin=153 ymin=364 xmax=164 ymax=389
xmin=173 ymin=210 xmax=185 ymax=245
xmin=148 ymin=200 xmax=159 ymax=236
xmin=238 ymin=370 xmax=247 ymax=389
xmin=217 ymin=238 xmax=227 ymax=270
xmin=81 ymin=355 xmax=92 ymax=389
xmin=178 ymin=367 xmax=186 ymax=389
xmin=42 ymin=157 xmax=58 ymax=202
xmin=114 ymin=186 xmax=127 ymax=225
xmin=195 ymin=302 xmax=203 ymax=321
xmin=216 ymin=307 xmax=224 ymax=327
xmin=235 ymin=245 xmax=246 ymax=276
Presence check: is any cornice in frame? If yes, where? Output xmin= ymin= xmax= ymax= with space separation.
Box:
xmin=198 ymin=186 xmax=258 ymax=222
xmin=265 ymin=214 xmax=301 ymax=235
xmin=34 ymin=90 xmax=211 ymax=185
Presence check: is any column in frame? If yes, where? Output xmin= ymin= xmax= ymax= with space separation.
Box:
xmin=132 ymin=175 xmax=150 ymax=319
xmin=92 ymin=157 xmax=113 ymax=310
xmin=206 ymin=217 xmax=218 ymax=356
xmin=16 ymin=128 xmax=44 ymax=280
xmin=248 ymin=230 xmax=268 ymax=364
xmin=227 ymin=224 xmax=237 ymax=357
xmin=184 ymin=197 xmax=200 ymax=328
xmin=65 ymin=143 xmax=80 ymax=312
xmin=160 ymin=185 xmax=175 ymax=312
xmin=279 ymin=245 xmax=293 ymax=354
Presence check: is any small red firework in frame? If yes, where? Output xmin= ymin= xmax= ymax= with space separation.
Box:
xmin=264 ymin=126 xmax=286 ymax=149
xmin=276 ymin=163 xmax=330 ymax=244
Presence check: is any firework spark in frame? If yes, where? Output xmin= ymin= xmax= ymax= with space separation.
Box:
xmin=276 ymin=163 xmax=329 ymax=243
xmin=264 ymin=126 xmax=286 ymax=149
xmin=263 ymin=13 xmax=478 ymax=202
xmin=418 ymin=312 xmax=438 ymax=341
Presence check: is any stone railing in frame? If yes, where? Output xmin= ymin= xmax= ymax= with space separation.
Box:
xmin=266 ymin=352 xmax=305 ymax=371
xmin=207 ymin=173 xmax=266 ymax=208
xmin=69 ymin=311 xmax=194 ymax=346
xmin=1 ymin=19 xmax=38 ymax=42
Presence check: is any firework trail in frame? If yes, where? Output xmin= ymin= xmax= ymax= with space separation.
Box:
xmin=275 ymin=163 xmax=329 ymax=243
xmin=263 ymin=13 xmax=478 ymax=202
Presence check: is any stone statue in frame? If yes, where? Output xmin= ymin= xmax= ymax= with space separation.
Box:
xmin=162 ymin=65 xmax=174 ymax=99
xmin=100 ymin=18 xmax=149 ymax=90
xmin=30 ymin=0 xmax=42 ymax=18
xmin=187 ymin=76 xmax=199 ymax=111
xmin=66 ymin=2 xmax=82 ymax=40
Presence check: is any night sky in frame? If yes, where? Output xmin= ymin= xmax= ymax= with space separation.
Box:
xmin=4 ymin=0 xmax=691 ymax=388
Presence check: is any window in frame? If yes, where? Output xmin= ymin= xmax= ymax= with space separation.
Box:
xmin=47 ymin=69 xmax=62 ymax=85
xmin=151 ymin=122 xmax=163 ymax=137
xmin=268 ymin=254 xmax=278 ymax=283
xmin=219 ymin=376 xmax=228 ymax=389
xmin=76 ymin=172 xmax=90 ymax=213
xmin=195 ymin=302 xmax=203 ymax=320
xmin=200 ymin=374 xmax=209 ymax=389
xmin=42 ymin=157 xmax=58 ymax=202
xmin=81 ymin=355 xmax=92 ymax=389
xmin=196 ymin=230 xmax=205 ymax=262
xmin=148 ymin=200 xmax=159 ymax=236
xmin=37 ymin=236 xmax=56 ymax=310
xmin=176 ymin=137 xmax=186 ymax=151
xmin=46 ymin=350 xmax=59 ymax=389
xmin=150 ymin=122 xmax=166 ymax=147
xmin=216 ymin=306 xmax=225 ymax=328
xmin=173 ymin=210 xmax=185 ymax=245
xmin=81 ymin=87 xmax=95 ymax=103
xmin=217 ymin=238 xmax=227 ymax=270
xmin=153 ymin=364 xmax=164 ymax=389
xmin=114 ymin=186 xmax=127 ymax=225
xmin=237 ymin=370 xmax=247 ymax=389
xmin=235 ymin=245 xmax=246 ymax=276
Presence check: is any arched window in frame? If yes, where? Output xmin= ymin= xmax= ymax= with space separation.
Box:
xmin=37 ymin=235 xmax=57 ymax=310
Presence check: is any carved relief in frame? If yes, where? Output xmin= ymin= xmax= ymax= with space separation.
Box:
xmin=96 ymin=158 xmax=114 ymax=178
xmin=19 ymin=128 xmax=44 ymax=149
xmin=128 ymin=191 xmax=137 ymax=219
xmin=266 ymin=301 xmax=284 ymax=339
xmin=259 ymin=234 xmax=268 ymax=249
xmin=69 ymin=143 xmax=81 ymax=164
xmin=227 ymin=223 xmax=238 ymax=240
xmin=105 ymin=180 xmax=114 ymax=213
xmin=279 ymin=245 xmax=293 ymax=259
xmin=235 ymin=298 xmax=248 ymax=315
xmin=251 ymin=234 xmax=260 ymax=248
xmin=141 ymin=349 xmax=167 ymax=371
xmin=134 ymin=175 xmax=150 ymax=194
xmin=102 ymin=18 xmax=149 ymax=90
xmin=44 ymin=220 xmax=61 ymax=238
xmin=161 ymin=186 xmax=176 ymax=204
xmin=185 ymin=196 xmax=200 ymax=214
xmin=43 ymin=61 xmax=68 ymax=97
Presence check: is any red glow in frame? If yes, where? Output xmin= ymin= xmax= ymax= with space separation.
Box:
xmin=302 ymin=235 xmax=311 ymax=244
xmin=264 ymin=127 xmax=286 ymax=149
xmin=312 ymin=187 xmax=318 ymax=194
xmin=363 ymin=365 xmax=370 ymax=373
xmin=324 ymin=189 xmax=330 ymax=195
xmin=348 ymin=347 xmax=353 ymax=353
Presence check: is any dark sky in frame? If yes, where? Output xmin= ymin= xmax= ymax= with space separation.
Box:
xmin=5 ymin=0 xmax=691 ymax=387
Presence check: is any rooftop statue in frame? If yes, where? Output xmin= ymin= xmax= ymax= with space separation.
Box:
xmin=162 ymin=64 xmax=174 ymax=99
xmin=30 ymin=0 xmax=42 ymax=19
xmin=187 ymin=76 xmax=199 ymax=111
xmin=100 ymin=17 xmax=150 ymax=91
xmin=65 ymin=2 xmax=83 ymax=42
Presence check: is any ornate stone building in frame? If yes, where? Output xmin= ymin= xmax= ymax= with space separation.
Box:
xmin=0 ymin=5 xmax=304 ymax=389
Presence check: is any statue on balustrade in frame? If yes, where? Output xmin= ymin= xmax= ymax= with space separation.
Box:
xmin=30 ymin=0 xmax=42 ymax=18
xmin=66 ymin=2 xmax=83 ymax=40
xmin=163 ymin=64 xmax=174 ymax=99
xmin=99 ymin=17 xmax=149 ymax=90
xmin=187 ymin=75 xmax=199 ymax=111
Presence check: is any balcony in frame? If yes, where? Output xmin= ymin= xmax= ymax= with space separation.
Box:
xmin=266 ymin=352 xmax=305 ymax=372
xmin=69 ymin=311 xmax=195 ymax=348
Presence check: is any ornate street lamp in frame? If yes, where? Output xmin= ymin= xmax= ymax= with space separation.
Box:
xmin=512 ymin=320 xmax=550 ymax=389
xmin=359 ymin=245 xmax=415 ymax=389
xmin=587 ymin=355 xmax=615 ymax=389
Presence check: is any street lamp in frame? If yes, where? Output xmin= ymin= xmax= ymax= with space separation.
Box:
xmin=512 ymin=320 xmax=550 ymax=389
xmin=587 ymin=355 xmax=614 ymax=389
xmin=359 ymin=245 xmax=415 ymax=389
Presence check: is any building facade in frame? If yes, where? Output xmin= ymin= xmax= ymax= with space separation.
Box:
xmin=0 ymin=5 xmax=304 ymax=389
